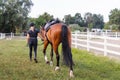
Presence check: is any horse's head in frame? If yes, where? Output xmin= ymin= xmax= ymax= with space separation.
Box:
xmin=39 ymin=27 xmax=46 ymax=41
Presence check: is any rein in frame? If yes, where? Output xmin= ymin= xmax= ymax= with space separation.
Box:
xmin=45 ymin=32 xmax=50 ymax=43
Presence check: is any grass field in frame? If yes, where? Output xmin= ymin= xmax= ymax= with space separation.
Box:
xmin=0 ymin=39 xmax=120 ymax=80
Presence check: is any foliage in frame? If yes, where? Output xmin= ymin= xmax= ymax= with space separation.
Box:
xmin=69 ymin=24 xmax=80 ymax=32
xmin=104 ymin=22 xmax=110 ymax=29
xmin=84 ymin=12 xmax=93 ymax=28
xmin=84 ymin=12 xmax=104 ymax=30
xmin=109 ymin=8 xmax=120 ymax=31
xmin=36 ymin=12 xmax=53 ymax=28
xmin=64 ymin=13 xmax=85 ymax=27
xmin=69 ymin=24 xmax=86 ymax=32
xmin=0 ymin=40 xmax=120 ymax=80
xmin=92 ymin=14 xmax=104 ymax=29
xmin=29 ymin=12 xmax=54 ymax=28
xmin=109 ymin=8 xmax=120 ymax=25
xmin=64 ymin=12 xmax=104 ymax=31
xmin=0 ymin=0 xmax=33 ymax=33
xmin=64 ymin=14 xmax=75 ymax=25
xmin=1 ymin=1 xmax=120 ymax=33
xmin=74 ymin=13 xmax=85 ymax=27
xmin=111 ymin=24 xmax=120 ymax=31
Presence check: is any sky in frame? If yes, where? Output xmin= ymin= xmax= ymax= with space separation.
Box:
xmin=29 ymin=0 xmax=120 ymax=22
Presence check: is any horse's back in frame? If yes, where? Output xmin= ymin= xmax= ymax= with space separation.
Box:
xmin=50 ymin=23 xmax=71 ymax=33
xmin=46 ymin=23 xmax=71 ymax=46
xmin=50 ymin=23 xmax=62 ymax=31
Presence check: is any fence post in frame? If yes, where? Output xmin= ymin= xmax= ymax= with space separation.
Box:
xmin=75 ymin=32 xmax=77 ymax=48
xmin=0 ymin=33 xmax=5 ymax=39
xmin=1 ymin=33 xmax=3 ymax=39
xmin=87 ymin=30 xmax=90 ymax=51
xmin=10 ymin=32 xmax=14 ymax=39
xmin=11 ymin=32 xmax=12 ymax=39
xmin=104 ymin=35 xmax=107 ymax=56
xmin=0 ymin=33 xmax=1 ymax=39
xmin=3 ymin=33 xmax=5 ymax=39
xmin=115 ymin=32 xmax=117 ymax=38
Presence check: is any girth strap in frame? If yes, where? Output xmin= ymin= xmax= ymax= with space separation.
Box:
xmin=45 ymin=32 xmax=51 ymax=43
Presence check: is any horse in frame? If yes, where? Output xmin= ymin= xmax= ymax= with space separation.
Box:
xmin=39 ymin=22 xmax=74 ymax=77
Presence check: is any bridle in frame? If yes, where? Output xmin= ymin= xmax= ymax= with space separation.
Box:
xmin=39 ymin=28 xmax=45 ymax=41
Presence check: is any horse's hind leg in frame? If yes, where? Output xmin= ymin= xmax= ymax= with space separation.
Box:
xmin=43 ymin=40 xmax=49 ymax=63
xmin=69 ymin=59 xmax=74 ymax=77
xmin=50 ymin=44 xmax=53 ymax=66
xmin=53 ymin=45 xmax=60 ymax=71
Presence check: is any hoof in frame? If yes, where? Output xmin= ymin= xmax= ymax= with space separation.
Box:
xmin=50 ymin=61 xmax=53 ymax=66
xmin=70 ymin=70 xmax=74 ymax=78
xmin=46 ymin=61 xmax=50 ymax=64
xmin=55 ymin=66 xmax=60 ymax=71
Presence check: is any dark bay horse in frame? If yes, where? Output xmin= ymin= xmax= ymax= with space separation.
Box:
xmin=39 ymin=23 xmax=74 ymax=77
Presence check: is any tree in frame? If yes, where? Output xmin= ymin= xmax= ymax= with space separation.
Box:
xmin=35 ymin=12 xmax=53 ymax=28
xmin=28 ymin=12 xmax=54 ymax=29
xmin=84 ymin=12 xmax=93 ymax=29
xmin=0 ymin=0 xmax=33 ymax=33
xmin=109 ymin=8 xmax=120 ymax=31
xmin=84 ymin=12 xmax=104 ymax=30
xmin=64 ymin=14 xmax=74 ymax=25
xmin=92 ymin=14 xmax=104 ymax=29
xmin=74 ymin=13 xmax=84 ymax=27
xmin=63 ymin=12 xmax=104 ymax=31
xmin=104 ymin=22 xmax=110 ymax=29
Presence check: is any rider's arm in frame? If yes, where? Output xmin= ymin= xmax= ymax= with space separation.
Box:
xmin=26 ymin=33 xmax=30 ymax=45
xmin=37 ymin=32 xmax=41 ymax=38
xmin=37 ymin=31 xmax=44 ymax=41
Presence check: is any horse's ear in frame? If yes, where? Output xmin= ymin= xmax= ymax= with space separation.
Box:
xmin=39 ymin=26 xmax=43 ymax=31
xmin=39 ymin=26 xmax=43 ymax=29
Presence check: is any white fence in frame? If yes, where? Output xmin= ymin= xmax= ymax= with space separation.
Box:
xmin=0 ymin=33 xmax=5 ymax=39
xmin=1 ymin=32 xmax=120 ymax=58
xmin=0 ymin=33 xmax=26 ymax=40
xmin=72 ymin=32 xmax=120 ymax=58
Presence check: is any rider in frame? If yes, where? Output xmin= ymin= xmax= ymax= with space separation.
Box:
xmin=26 ymin=23 xmax=40 ymax=63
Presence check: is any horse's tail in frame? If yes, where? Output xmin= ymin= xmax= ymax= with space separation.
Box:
xmin=61 ymin=24 xmax=73 ymax=66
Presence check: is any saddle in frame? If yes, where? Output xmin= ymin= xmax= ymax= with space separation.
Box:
xmin=44 ymin=19 xmax=60 ymax=32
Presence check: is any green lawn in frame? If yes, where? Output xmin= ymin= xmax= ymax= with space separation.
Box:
xmin=0 ymin=39 xmax=120 ymax=80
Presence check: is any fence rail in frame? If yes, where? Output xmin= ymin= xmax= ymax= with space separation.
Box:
xmin=0 ymin=33 xmax=5 ymax=39
xmin=72 ymin=32 xmax=120 ymax=58
xmin=0 ymin=33 xmax=26 ymax=40
xmin=1 ymin=32 xmax=120 ymax=58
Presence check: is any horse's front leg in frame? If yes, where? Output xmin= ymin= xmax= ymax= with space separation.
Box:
xmin=50 ymin=44 xmax=53 ymax=66
xmin=43 ymin=40 xmax=49 ymax=64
